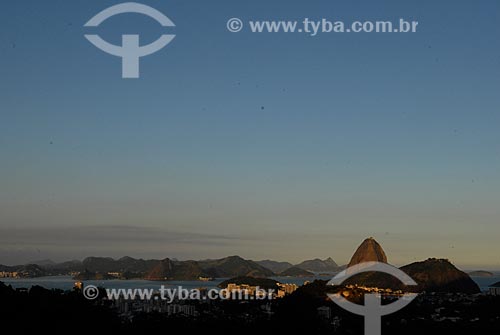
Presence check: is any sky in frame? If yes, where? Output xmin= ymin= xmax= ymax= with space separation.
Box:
xmin=0 ymin=0 xmax=499 ymax=269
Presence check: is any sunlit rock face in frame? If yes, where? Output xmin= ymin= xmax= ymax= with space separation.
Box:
xmin=347 ymin=237 xmax=388 ymax=267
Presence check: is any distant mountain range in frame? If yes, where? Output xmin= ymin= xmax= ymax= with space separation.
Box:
xmin=28 ymin=259 xmax=56 ymax=267
xmin=278 ymin=266 xmax=314 ymax=277
xmin=468 ymin=270 xmax=494 ymax=277
xmin=3 ymin=255 xmax=277 ymax=280
xmin=255 ymin=257 xmax=341 ymax=274
xmin=145 ymin=256 xmax=273 ymax=280
xmin=1 ymin=255 xmax=343 ymax=280
xmin=296 ymin=257 xmax=340 ymax=272
xmin=0 ymin=237 xmax=485 ymax=294
xmin=255 ymin=260 xmax=294 ymax=273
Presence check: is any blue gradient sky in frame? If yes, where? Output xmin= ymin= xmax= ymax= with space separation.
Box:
xmin=1 ymin=0 xmax=499 ymax=268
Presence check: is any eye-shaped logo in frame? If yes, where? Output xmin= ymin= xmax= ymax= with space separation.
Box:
xmin=327 ymin=262 xmax=418 ymax=335
xmin=84 ymin=2 xmax=175 ymax=78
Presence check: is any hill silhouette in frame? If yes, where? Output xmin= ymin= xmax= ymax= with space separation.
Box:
xmin=296 ymin=257 xmax=339 ymax=272
xmin=279 ymin=266 xmax=314 ymax=277
xmin=348 ymin=237 xmax=388 ymax=267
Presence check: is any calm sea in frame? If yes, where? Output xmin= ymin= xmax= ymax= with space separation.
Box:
xmin=2 ymin=274 xmax=499 ymax=292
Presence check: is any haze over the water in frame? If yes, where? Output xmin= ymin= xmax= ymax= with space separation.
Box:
xmin=1 ymin=0 xmax=499 ymax=269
